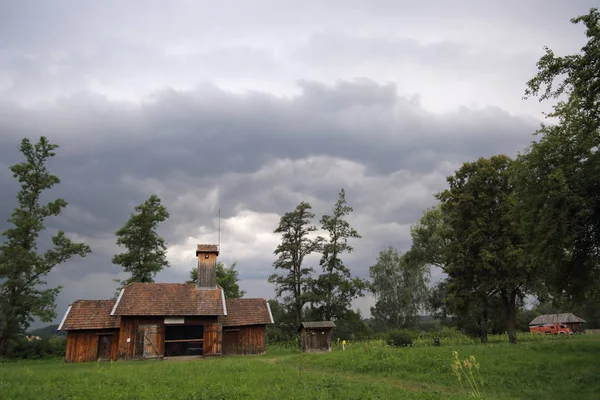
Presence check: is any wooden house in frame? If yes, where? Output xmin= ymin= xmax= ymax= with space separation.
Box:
xmin=59 ymin=300 xmax=120 ymax=363
xmin=298 ymin=321 xmax=335 ymax=353
xmin=529 ymin=313 xmax=586 ymax=333
xmin=58 ymin=244 xmax=274 ymax=363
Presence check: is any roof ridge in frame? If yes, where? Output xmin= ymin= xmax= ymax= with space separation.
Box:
xmin=73 ymin=299 xmax=116 ymax=303
xmin=226 ymin=298 xmax=266 ymax=301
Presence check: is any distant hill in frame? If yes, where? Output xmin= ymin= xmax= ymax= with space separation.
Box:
xmin=27 ymin=324 xmax=66 ymax=338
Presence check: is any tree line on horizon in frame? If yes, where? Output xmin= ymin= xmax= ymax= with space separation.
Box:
xmin=0 ymin=8 xmax=598 ymax=356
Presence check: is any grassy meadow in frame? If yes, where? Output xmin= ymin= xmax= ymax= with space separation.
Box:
xmin=1 ymin=334 xmax=599 ymax=399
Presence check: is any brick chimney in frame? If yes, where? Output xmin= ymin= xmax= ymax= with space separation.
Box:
xmin=195 ymin=244 xmax=219 ymax=289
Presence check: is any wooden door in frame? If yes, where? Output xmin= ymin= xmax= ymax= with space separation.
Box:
xmin=316 ymin=330 xmax=330 ymax=351
xmin=143 ymin=325 xmax=161 ymax=358
xmin=223 ymin=330 xmax=239 ymax=355
xmin=97 ymin=335 xmax=112 ymax=360
xmin=203 ymin=323 xmax=222 ymax=355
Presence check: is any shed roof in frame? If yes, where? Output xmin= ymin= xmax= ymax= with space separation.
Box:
xmin=59 ymin=300 xmax=120 ymax=331
xmin=111 ymin=283 xmax=225 ymax=316
xmin=196 ymin=244 xmax=219 ymax=254
xmin=218 ymin=298 xmax=274 ymax=327
xmin=529 ymin=313 xmax=586 ymax=326
xmin=298 ymin=321 xmax=336 ymax=331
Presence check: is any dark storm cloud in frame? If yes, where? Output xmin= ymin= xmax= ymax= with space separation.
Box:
xmin=0 ymin=79 xmax=536 ymax=262
xmin=1 ymin=0 xmax=595 ymax=325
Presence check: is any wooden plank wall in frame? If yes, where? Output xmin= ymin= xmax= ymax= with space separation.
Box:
xmin=65 ymin=329 xmax=119 ymax=363
xmin=301 ymin=328 xmax=332 ymax=353
xmin=238 ymin=325 xmax=266 ymax=355
xmin=565 ymin=323 xmax=584 ymax=333
xmin=118 ymin=317 xmax=164 ymax=360
xmin=197 ymin=253 xmax=217 ymax=288
xmin=222 ymin=325 xmax=266 ymax=355
xmin=117 ymin=316 xmax=219 ymax=359
xmin=203 ymin=323 xmax=222 ymax=355
xmin=110 ymin=333 xmax=119 ymax=361
xmin=182 ymin=316 xmax=218 ymax=325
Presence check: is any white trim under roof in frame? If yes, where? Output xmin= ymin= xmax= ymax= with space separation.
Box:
xmin=221 ymin=288 xmax=227 ymax=316
xmin=266 ymin=301 xmax=275 ymax=324
xmin=110 ymin=288 xmax=125 ymax=316
xmin=57 ymin=305 xmax=72 ymax=331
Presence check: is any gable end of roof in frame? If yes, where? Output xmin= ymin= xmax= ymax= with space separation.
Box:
xmin=57 ymin=305 xmax=72 ymax=331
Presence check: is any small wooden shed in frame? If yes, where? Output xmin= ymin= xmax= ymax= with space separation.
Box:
xmin=298 ymin=321 xmax=335 ymax=353
xmin=58 ymin=300 xmax=120 ymax=363
xmin=529 ymin=313 xmax=586 ymax=333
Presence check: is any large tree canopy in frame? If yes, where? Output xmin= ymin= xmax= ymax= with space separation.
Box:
xmin=0 ymin=137 xmax=91 ymax=356
xmin=515 ymin=7 xmax=600 ymax=304
xmin=436 ymin=155 xmax=532 ymax=344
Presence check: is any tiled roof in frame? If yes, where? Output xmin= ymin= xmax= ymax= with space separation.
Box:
xmin=196 ymin=244 xmax=219 ymax=254
xmin=59 ymin=300 xmax=120 ymax=330
xmin=111 ymin=283 xmax=225 ymax=316
xmin=529 ymin=313 xmax=586 ymax=325
xmin=299 ymin=321 xmax=336 ymax=330
xmin=219 ymin=298 xmax=274 ymax=326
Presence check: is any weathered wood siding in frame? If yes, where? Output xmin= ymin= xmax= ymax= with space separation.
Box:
xmin=203 ymin=322 xmax=222 ymax=355
xmin=223 ymin=325 xmax=266 ymax=355
xmin=118 ymin=316 xmax=221 ymax=359
xmin=117 ymin=317 xmax=164 ymax=360
xmin=196 ymin=252 xmax=217 ymax=288
xmin=300 ymin=328 xmax=332 ymax=353
xmin=565 ymin=322 xmax=584 ymax=333
xmin=180 ymin=316 xmax=218 ymax=325
xmin=65 ymin=329 xmax=119 ymax=363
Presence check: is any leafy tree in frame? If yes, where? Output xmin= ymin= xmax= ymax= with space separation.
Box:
xmin=330 ymin=309 xmax=371 ymax=341
xmin=427 ymin=280 xmax=449 ymax=323
xmin=369 ymin=247 xmax=429 ymax=330
xmin=515 ymin=8 xmax=600 ymax=304
xmin=112 ymin=194 xmax=170 ymax=290
xmin=0 ymin=137 xmax=91 ymax=356
xmin=409 ymin=207 xmax=491 ymax=339
xmin=268 ymin=202 xmax=322 ymax=326
xmin=409 ymin=205 xmax=450 ymax=269
xmin=310 ymin=189 xmax=367 ymax=321
xmin=265 ymin=299 xmax=298 ymax=345
xmin=188 ymin=261 xmax=246 ymax=298
xmin=436 ymin=155 xmax=533 ymax=344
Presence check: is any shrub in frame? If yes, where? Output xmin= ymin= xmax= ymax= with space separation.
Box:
xmin=4 ymin=336 xmax=66 ymax=360
xmin=386 ymin=330 xmax=413 ymax=347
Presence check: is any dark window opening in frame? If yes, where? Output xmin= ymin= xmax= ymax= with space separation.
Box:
xmin=97 ymin=335 xmax=112 ymax=360
xmin=164 ymin=325 xmax=204 ymax=357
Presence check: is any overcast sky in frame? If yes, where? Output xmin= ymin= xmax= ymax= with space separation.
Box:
xmin=0 ymin=1 xmax=595 ymax=328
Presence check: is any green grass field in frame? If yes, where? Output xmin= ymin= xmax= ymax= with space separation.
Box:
xmin=1 ymin=334 xmax=599 ymax=399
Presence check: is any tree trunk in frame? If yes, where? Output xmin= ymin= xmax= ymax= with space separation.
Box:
xmin=479 ymin=306 xmax=488 ymax=343
xmin=479 ymin=297 xmax=489 ymax=343
xmin=0 ymin=332 xmax=8 ymax=357
xmin=501 ymin=289 xmax=518 ymax=344
xmin=295 ymin=303 xmax=302 ymax=327
xmin=507 ymin=290 xmax=518 ymax=344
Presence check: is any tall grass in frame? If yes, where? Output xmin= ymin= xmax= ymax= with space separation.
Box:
xmin=2 ymin=334 xmax=598 ymax=399
xmin=332 ymin=328 xmax=579 ymax=350
xmin=285 ymin=334 xmax=600 ymax=399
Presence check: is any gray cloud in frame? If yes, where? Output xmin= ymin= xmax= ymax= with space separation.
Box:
xmin=0 ymin=0 xmax=595 ymax=327
xmin=0 ymin=80 xmax=536 ymax=326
